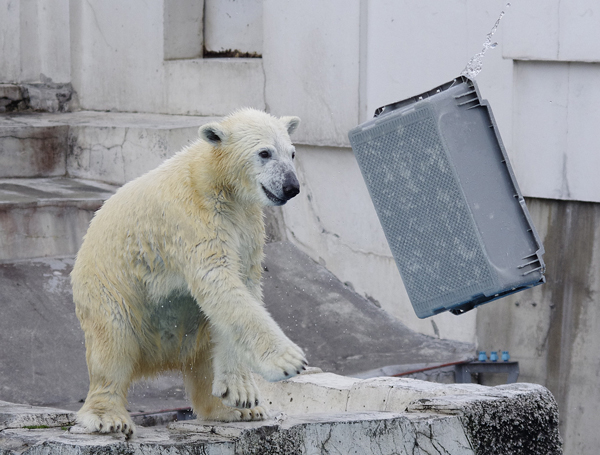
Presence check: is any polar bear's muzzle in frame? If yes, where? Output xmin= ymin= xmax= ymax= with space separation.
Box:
xmin=262 ymin=171 xmax=300 ymax=206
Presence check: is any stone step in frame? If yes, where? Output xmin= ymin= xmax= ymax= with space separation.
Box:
xmin=0 ymin=377 xmax=562 ymax=455
xmin=0 ymin=177 xmax=118 ymax=261
xmin=0 ymin=111 xmax=217 ymax=184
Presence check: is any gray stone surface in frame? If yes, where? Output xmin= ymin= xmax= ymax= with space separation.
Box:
xmin=407 ymin=382 xmax=563 ymax=455
xmin=0 ymin=178 xmax=118 ymax=261
xmin=0 ymin=241 xmax=473 ymax=413
xmin=0 ymin=373 xmax=562 ymax=454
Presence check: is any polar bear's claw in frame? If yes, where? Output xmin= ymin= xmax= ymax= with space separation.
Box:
xmin=257 ymin=341 xmax=307 ymax=382
xmin=76 ymin=408 xmax=135 ymax=438
xmin=205 ymin=405 xmax=269 ymax=422
xmin=212 ymin=369 xmax=261 ymax=409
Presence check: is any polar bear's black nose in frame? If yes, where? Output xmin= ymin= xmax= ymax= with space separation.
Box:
xmin=282 ymin=172 xmax=300 ymax=200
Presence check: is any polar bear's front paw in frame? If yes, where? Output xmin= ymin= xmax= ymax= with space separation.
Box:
xmin=256 ymin=341 xmax=307 ymax=382
xmin=212 ymin=371 xmax=261 ymax=409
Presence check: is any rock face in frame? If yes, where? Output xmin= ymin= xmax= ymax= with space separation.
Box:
xmin=0 ymin=372 xmax=562 ymax=455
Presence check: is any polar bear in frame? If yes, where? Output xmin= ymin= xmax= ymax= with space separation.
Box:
xmin=71 ymin=108 xmax=306 ymax=437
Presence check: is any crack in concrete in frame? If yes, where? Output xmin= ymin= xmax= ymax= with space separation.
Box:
xmin=284 ymin=169 xmax=393 ymax=263
xmin=86 ymin=0 xmax=115 ymax=52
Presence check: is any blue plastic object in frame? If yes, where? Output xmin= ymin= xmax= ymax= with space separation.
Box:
xmin=478 ymin=351 xmax=487 ymax=362
xmin=502 ymin=351 xmax=510 ymax=362
xmin=490 ymin=351 xmax=499 ymax=362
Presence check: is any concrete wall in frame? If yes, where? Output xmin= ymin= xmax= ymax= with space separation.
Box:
xmin=0 ymin=0 xmax=71 ymax=83
xmin=476 ymin=197 xmax=600 ymax=455
xmin=69 ymin=0 xmax=264 ymax=115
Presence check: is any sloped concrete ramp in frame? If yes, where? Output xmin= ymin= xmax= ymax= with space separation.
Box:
xmin=261 ymin=241 xmax=472 ymax=375
xmin=0 ymin=241 xmax=472 ymax=411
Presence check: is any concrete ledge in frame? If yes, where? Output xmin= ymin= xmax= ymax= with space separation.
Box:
xmin=0 ymin=372 xmax=562 ymax=454
xmin=0 ymin=178 xmax=118 ymax=261
xmin=0 ymin=111 xmax=219 ymax=184
xmin=0 ymin=401 xmax=75 ymax=431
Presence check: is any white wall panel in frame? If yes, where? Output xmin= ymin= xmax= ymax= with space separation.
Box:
xmin=513 ymin=61 xmax=600 ymax=202
xmin=263 ymin=0 xmax=360 ymax=147
xmin=204 ymin=0 xmax=262 ymax=54
xmin=504 ymin=0 xmax=600 ymax=62
xmin=0 ymin=0 xmax=20 ymax=82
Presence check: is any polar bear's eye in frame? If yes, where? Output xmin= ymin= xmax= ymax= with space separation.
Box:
xmin=291 ymin=151 xmax=296 ymax=159
xmin=258 ymin=150 xmax=271 ymax=159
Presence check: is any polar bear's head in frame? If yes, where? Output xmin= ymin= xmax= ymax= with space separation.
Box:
xmin=198 ymin=109 xmax=301 ymax=207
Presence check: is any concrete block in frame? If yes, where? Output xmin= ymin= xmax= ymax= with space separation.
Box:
xmin=0 ymin=85 xmax=23 ymax=102
xmin=1 ymin=425 xmax=237 ymax=454
xmin=70 ymin=0 xmax=265 ymax=115
xmin=0 ymin=111 xmax=219 ymax=184
xmin=70 ymin=0 xmax=166 ymax=113
xmin=0 ymin=178 xmax=117 ymax=261
xmin=0 ymin=401 xmax=75 ymax=430
xmin=406 ymin=382 xmax=562 ymax=454
xmin=21 ymin=82 xmax=75 ymax=113
xmin=257 ymin=372 xmax=359 ymax=415
xmin=346 ymin=377 xmax=397 ymax=412
xmin=68 ymin=119 xmax=204 ymax=185
xmin=231 ymin=412 xmax=476 ymax=455
xmin=164 ymin=58 xmax=265 ymax=117
xmin=0 ymin=124 xmax=67 ymax=177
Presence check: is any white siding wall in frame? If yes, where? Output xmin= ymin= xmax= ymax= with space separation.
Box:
xmin=0 ymin=0 xmax=70 ymax=83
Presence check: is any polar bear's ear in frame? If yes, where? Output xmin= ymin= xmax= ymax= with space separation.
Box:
xmin=281 ymin=116 xmax=301 ymax=135
xmin=199 ymin=123 xmax=227 ymax=146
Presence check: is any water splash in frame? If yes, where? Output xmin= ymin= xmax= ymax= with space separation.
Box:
xmin=461 ymin=3 xmax=510 ymax=79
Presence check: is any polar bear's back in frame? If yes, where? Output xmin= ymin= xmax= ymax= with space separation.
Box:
xmin=71 ymin=148 xmax=213 ymax=371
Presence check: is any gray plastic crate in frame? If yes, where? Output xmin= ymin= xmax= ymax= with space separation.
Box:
xmin=348 ymin=76 xmax=545 ymax=319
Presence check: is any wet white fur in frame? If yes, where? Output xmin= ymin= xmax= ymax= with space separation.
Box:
xmin=71 ymin=109 xmax=305 ymax=437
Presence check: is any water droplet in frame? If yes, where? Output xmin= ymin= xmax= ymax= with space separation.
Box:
xmin=461 ymin=6 xmax=509 ymax=78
